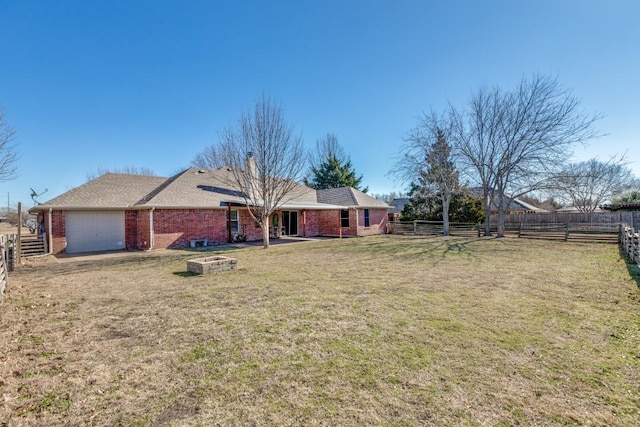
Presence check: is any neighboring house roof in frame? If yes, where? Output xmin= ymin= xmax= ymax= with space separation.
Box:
xmin=601 ymin=203 xmax=640 ymax=211
xmin=388 ymin=197 xmax=410 ymax=214
xmin=467 ymin=187 xmax=547 ymax=213
xmin=31 ymin=167 xmax=389 ymax=212
xmin=556 ymin=205 xmax=606 ymax=213
xmin=507 ymin=197 xmax=548 ymax=213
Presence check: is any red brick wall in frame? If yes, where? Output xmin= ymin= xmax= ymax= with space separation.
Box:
xmin=152 ymin=209 xmax=225 ymax=248
xmin=49 ymin=210 xmax=66 ymax=254
xmin=125 ymin=211 xmax=138 ymax=249
xmin=305 ymin=208 xmax=388 ymax=237
xmin=315 ymin=210 xmax=343 ymax=236
xmin=137 ymin=210 xmax=151 ymax=250
xmin=356 ymin=208 xmax=389 ymax=236
xmin=150 ymin=208 xmax=265 ymax=248
xmin=48 ymin=207 xmax=389 ymax=254
xmin=122 ymin=210 xmax=152 ymax=250
xmin=301 ymin=210 xmax=318 ymax=236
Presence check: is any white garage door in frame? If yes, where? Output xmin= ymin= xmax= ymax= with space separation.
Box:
xmin=66 ymin=211 xmax=125 ymax=254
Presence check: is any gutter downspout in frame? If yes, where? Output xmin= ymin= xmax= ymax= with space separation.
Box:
xmin=48 ymin=208 xmax=53 ymax=254
xmin=355 ymin=208 xmax=359 ymax=237
xmin=149 ymin=207 xmax=155 ymax=250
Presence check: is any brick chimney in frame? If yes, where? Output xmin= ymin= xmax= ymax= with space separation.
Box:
xmin=245 ymin=151 xmax=258 ymax=178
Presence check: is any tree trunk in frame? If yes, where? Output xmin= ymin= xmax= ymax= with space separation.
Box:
xmin=483 ymin=192 xmax=492 ymax=237
xmin=496 ymin=190 xmax=505 ymax=237
xmin=442 ymin=196 xmax=451 ymax=236
xmin=261 ymin=217 xmax=270 ymax=249
xmin=497 ymin=209 xmax=506 ymax=238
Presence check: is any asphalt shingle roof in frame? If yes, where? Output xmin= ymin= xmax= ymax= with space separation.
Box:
xmin=33 ymin=168 xmax=390 ymax=211
xmin=36 ymin=173 xmax=168 ymax=209
xmin=317 ymin=187 xmax=389 ymax=208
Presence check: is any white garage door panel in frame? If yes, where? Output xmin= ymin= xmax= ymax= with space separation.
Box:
xmin=66 ymin=212 xmax=125 ymax=253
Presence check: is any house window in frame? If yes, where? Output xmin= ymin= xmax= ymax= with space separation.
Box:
xmin=364 ymin=209 xmax=370 ymax=227
xmin=226 ymin=209 xmax=239 ymax=233
xmin=341 ymin=209 xmax=349 ymax=228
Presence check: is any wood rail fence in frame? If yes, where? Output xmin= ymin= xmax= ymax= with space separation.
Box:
xmin=620 ymin=225 xmax=640 ymax=265
xmin=516 ymin=223 xmax=620 ymax=243
xmin=0 ymin=250 xmax=6 ymax=302
xmin=389 ymin=220 xmax=621 ymax=243
xmin=0 ymin=234 xmax=13 ymax=303
xmin=388 ymin=221 xmax=480 ymax=238
xmin=21 ymin=234 xmax=47 ymax=257
xmin=0 ymin=233 xmax=47 ymax=302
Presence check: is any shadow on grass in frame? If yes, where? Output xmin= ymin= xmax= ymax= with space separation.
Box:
xmin=173 ymin=271 xmax=199 ymax=278
xmin=169 ymin=244 xmax=242 ymax=254
xmin=356 ymin=235 xmax=492 ymax=264
xmin=619 ymin=247 xmax=640 ymax=288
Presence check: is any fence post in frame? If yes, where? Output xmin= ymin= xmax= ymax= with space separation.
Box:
xmin=565 ymin=222 xmax=570 ymax=241
xmin=0 ymin=235 xmax=5 ymax=302
xmin=16 ymin=202 xmax=22 ymax=265
xmin=618 ymin=223 xmax=623 ymax=245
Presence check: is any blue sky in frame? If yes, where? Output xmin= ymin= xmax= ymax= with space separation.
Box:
xmin=1 ymin=0 xmax=639 ymax=207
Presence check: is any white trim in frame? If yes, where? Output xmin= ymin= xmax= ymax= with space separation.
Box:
xmin=48 ymin=208 xmax=53 ymax=254
xmin=150 ymin=207 xmax=155 ymax=249
xmin=355 ymin=208 xmax=359 ymax=236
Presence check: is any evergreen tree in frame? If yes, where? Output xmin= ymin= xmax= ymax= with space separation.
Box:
xmin=422 ymin=128 xmax=459 ymax=234
xmin=401 ymin=184 xmax=484 ymax=223
xmin=305 ymin=154 xmax=368 ymax=192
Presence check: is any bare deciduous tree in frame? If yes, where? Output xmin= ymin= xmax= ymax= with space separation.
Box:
xmin=395 ymin=112 xmax=459 ymax=235
xmin=0 ymin=109 xmax=19 ymax=182
xmin=452 ymin=75 xmax=601 ymax=236
xmin=86 ymin=166 xmax=156 ymax=181
xmin=215 ymin=95 xmax=306 ymax=249
xmin=451 ymin=88 xmax=503 ymax=237
xmin=554 ymin=155 xmax=634 ymax=212
xmin=192 ymin=145 xmax=225 ymax=169
xmin=305 ymin=133 xmax=346 ymax=174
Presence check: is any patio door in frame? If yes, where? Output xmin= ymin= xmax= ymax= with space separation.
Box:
xmin=282 ymin=211 xmax=298 ymax=236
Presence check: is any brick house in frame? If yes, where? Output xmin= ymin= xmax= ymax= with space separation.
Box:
xmin=30 ymin=167 xmax=390 ymax=254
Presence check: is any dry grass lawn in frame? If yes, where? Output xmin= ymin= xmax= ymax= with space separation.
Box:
xmin=1 ymin=235 xmax=639 ymax=426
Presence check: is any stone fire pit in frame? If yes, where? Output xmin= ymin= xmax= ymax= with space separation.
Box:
xmin=187 ymin=256 xmax=238 ymax=275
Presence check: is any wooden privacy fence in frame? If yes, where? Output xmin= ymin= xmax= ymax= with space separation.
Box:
xmin=620 ymin=225 xmax=640 ymax=265
xmin=492 ymin=211 xmax=640 ymax=231
xmin=516 ymin=223 xmax=620 ymax=243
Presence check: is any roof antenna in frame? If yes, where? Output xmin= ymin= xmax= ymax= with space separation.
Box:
xmin=30 ymin=187 xmax=48 ymax=205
